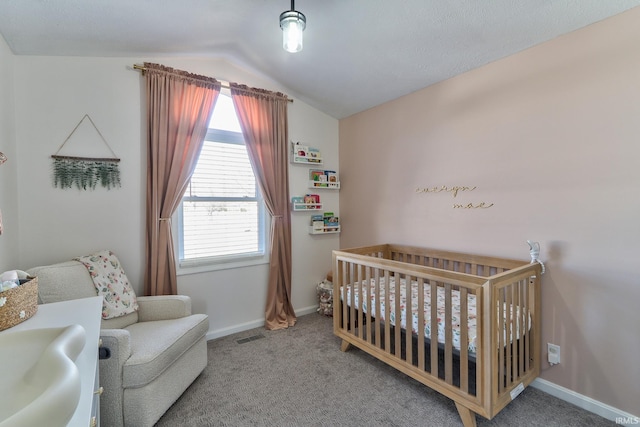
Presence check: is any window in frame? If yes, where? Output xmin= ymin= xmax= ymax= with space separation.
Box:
xmin=177 ymin=94 xmax=267 ymax=271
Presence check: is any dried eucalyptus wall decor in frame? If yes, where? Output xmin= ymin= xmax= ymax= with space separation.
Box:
xmin=52 ymin=114 xmax=121 ymax=190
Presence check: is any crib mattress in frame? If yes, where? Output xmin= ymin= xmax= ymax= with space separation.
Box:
xmin=342 ymin=278 xmax=528 ymax=354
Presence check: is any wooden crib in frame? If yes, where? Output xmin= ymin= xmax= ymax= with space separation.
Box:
xmin=332 ymin=244 xmax=542 ymax=427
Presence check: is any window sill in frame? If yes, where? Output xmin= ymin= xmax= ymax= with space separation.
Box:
xmin=177 ymin=253 xmax=269 ymax=276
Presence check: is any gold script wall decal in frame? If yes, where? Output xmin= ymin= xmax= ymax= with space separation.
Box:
xmin=415 ymin=185 xmax=477 ymax=197
xmin=416 ymin=185 xmax=494 ymax=209
xmin=453 ymin=202 xmax=494 ymax=209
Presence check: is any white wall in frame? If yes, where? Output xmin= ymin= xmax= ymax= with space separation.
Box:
xmin=14 ymin=57 xmax=145 ymax=283
xmin=12 ymin=55 xmax=339 ymax=337
xmin=0 ymin=35 xmax=18 ymax=271
xmin=288 ymin=99 xmax=340 ymax=312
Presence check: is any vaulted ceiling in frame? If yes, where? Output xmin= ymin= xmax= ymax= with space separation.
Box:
xmin=0 ymin=1 xmax=638 ymax=119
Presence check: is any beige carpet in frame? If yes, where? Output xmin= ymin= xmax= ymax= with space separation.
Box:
xmin=155 ymin=313 xmax=614 ymax=426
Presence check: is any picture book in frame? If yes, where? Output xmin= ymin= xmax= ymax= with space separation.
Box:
xmin=324 ymin=170 xmax=338 ymax=183
xmin=307 ymin=147 xmax=322 ymax=163
xmin=304 ymin=194 xmax=320 ymax=208
xmin=311 ymin=214 xmax=325 ymax=230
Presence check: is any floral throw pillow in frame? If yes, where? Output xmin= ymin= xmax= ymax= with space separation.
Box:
xmin=75 ymin=250 xmax=139 ymax=319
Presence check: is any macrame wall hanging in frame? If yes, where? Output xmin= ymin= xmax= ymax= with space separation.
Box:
xmin=52 ymin=114 xmax=121 ymax=190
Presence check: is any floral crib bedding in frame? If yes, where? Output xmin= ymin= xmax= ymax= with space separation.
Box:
xmin=342 ymin=277 xmax=530 ymax=355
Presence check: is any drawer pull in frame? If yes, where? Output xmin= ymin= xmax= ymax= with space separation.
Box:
xmin=94 ymin=386 xmax=104 ymax=396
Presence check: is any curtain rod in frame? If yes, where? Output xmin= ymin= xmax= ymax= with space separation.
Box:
xmin=132 ymin=64 xmax=293 ymax=103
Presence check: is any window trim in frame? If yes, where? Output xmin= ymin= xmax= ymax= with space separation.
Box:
xmin=174 ymin=111 xmax=270 ymax=275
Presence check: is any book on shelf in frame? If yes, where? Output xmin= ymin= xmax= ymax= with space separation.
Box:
xmin=324 ymin=170 xmax=338 ymax=183
xmin=311 ymin=214 xmax=325 ymax=230
xmin=293 ymin=142 xmax=308 ymax=157
xmin=322 ymin=212 xmax=339 ymax=231
xmin=292 ymin=194 xmax=321 ymax=209
xmin=309 ymin=169 xmax=326 ymax=181
xmin=292 ymin=142 xmax=321 ymax=163
xmin=307 ymin=147 xmax=322 ymax=163
xmin=304 ymin=194 xmax=320 ymax=208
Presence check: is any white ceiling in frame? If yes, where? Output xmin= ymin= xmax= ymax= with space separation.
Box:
xmin=0 ymin=0 xmax=638 ymax=119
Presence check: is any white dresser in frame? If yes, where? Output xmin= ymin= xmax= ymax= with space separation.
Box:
xmin=3 ymin=296 xmax=103 ymax=427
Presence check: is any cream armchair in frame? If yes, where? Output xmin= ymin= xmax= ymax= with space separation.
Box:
xmin=27 ymin=259 xmax=209 ymax=427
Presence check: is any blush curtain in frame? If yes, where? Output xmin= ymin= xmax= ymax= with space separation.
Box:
xmin=143 ymin=63 xmax=221 ymax=296
xmin=230 ymin=84 xmax=296 ymax=330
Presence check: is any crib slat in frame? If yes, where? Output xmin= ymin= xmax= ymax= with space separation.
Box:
xmin=417 ymin=278 xmax=425 ymax=371
xmin=505 ymin=285 xmax=513 ymax=389
xmin=516 ymin=280 xmax=523 ymax=379
xmin=365 ymin=266 xmax=372 ymax=344
xmin=524 ymin=278 xmax=531 ymax=373
xmin=444 ymin=283 xmax=453 ymax=384
xmin=394 ymin=271 xmax=401 ymax=358
xmin=519 ymin=279 xmax=525 ymax=374
xmin=460 ymin=287 xmax=469 ymax=393
xmin=498 ymin=287 xmax=505 ymax=393
xmin=349 ymin=263 xmax=356 ymax=334
xmin=356 ymin=264 xmax=364 ymax=341
xmin=515 ymin=280 xmax=521 ymax=378
xmin=342 ymin=261 xmax=348 ymax=331
xmin=405 ymin=275 xmax=413 ymax=364
xmin=430 ymin=281 xmax=438 ymax=377
xmin=374 ymin=269 xmax=381 ymax=349
xmin=508 ymin=282 xmax=515 ymax=385
xmin=384 ymin=270 xmax=391 ymax=354
xmin=528 ymin=276 xmax=537 ymax=374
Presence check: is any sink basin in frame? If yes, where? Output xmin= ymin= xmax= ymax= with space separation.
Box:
xmin=0 ymin=324 xmax=86 ymax=427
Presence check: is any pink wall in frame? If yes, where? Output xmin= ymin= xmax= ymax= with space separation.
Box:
xmin=339 ymin=8 xmax=640 ymax=415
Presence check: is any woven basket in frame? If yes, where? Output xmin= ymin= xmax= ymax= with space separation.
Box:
xmin=0 ymin=276 xmax=38 ymax=331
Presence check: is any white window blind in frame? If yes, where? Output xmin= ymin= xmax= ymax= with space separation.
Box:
xmin=178 ymin=94 xmax=265 ymax=266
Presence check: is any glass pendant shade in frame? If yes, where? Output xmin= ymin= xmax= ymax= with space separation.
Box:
xmin=280 ymin=10 xmax=306 ymax=53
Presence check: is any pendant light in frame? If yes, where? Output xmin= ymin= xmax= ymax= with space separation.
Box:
xmin=279 ymin=0 xmax=306 ymax=53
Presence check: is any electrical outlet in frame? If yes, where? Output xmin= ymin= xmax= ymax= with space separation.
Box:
xmin=548 ymin=343 xmax=560 ymax=365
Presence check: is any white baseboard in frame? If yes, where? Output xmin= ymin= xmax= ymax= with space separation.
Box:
xmin=206 ymin=318 xmax=265 ymax=340
xmin=295 ymin=304 xmax=320 ymax=317
xmin=531 ymin=378 xmax=639 ymax=423
xmin=205 ymin=304 xmax=319 ymax=341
